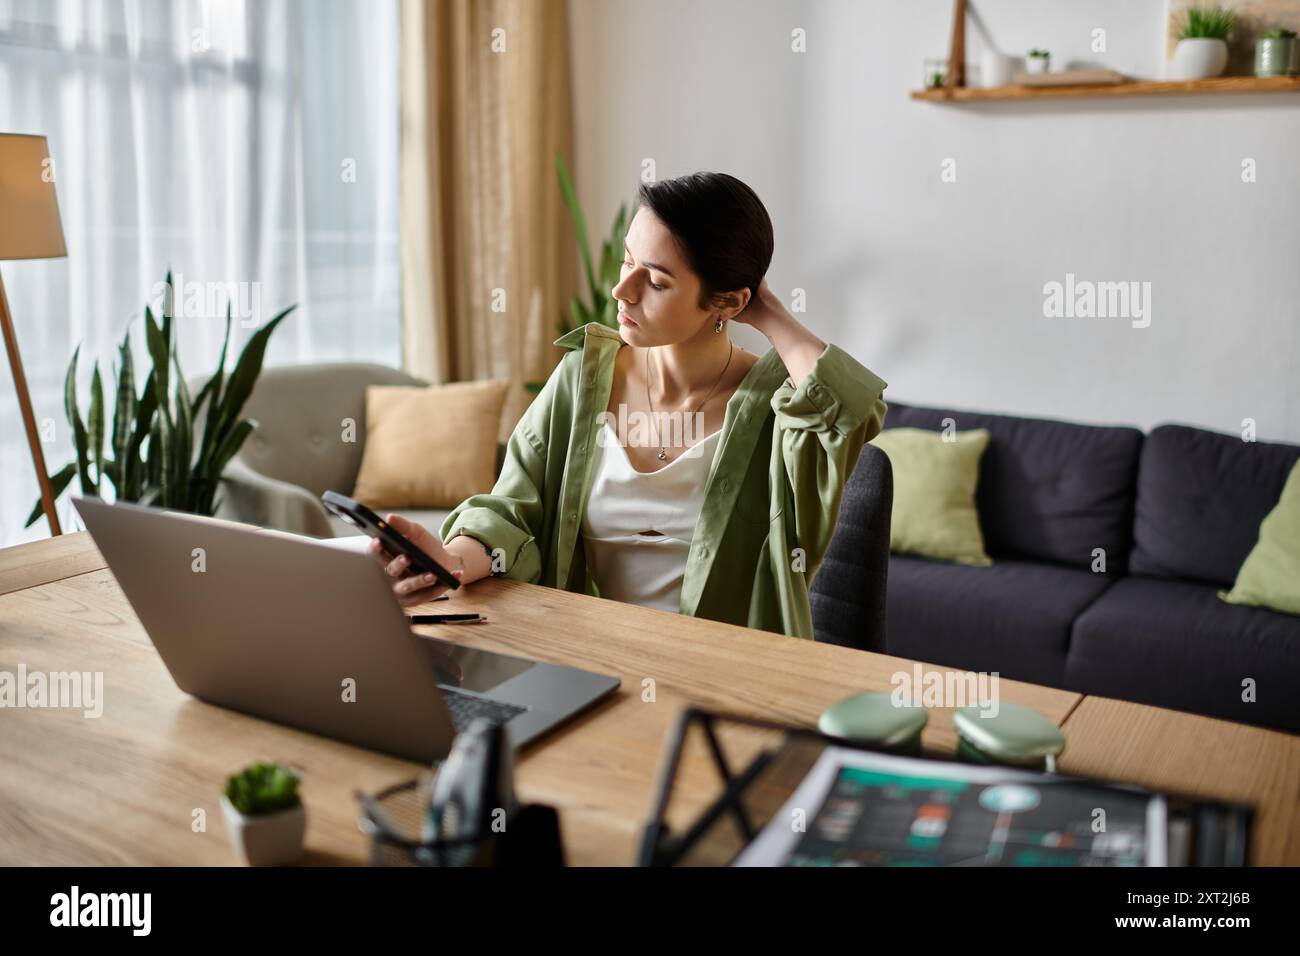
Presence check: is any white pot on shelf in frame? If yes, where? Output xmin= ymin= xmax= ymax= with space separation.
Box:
xmin=221 ymin=796 xmax=306 ymax=866
xmin=1167 ymin=38 xmax=1229 ymax=80
xmin=980 ymin=51 xmax=1014 ymax=88
xmin=1025 ymin=55 xmax=1050 ymax=75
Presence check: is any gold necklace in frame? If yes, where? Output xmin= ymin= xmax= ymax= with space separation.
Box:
xmin=644 ymin=341 xmax=734 ymax=462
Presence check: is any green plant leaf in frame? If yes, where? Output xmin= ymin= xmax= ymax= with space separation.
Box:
xmin=209 ymin=418 xmax=255 ymax=486
xmin=63 ymin=346 xmax=93 ymax=494
xmin=144 ymin=305 xmax=175 ymax=506
xmin=126 ymin=368 xmax=158 ymax=501
xmin=570 ymin=296 xmax=592 ymax=331
xmin=111 ymin=332 xmax=137 ymax=484
xmin=160 ymin=269 xmax=174 ymax=349
xmin=207 ymin=304 xmax=295 ymax=469
xmin=556 ymin=152 xmax=597 ymax=299
xmin=600 ymin=203 xmax=629 ymax=292
xmin=196 ymin=306 xmax=232 ymax=470
xmin=153 ymin=418 xmax=173 ymax=508
xmin=172 ymin=351 xmax=195 ymax=510
xmin=24 ymin=463 xmax=76 ymax=528
xmin=88 ymin=361 xmax=104 ymax=494
xmin=143 ymin=305 xmax=172 ymax=427
xmin=1178 ymin=6 xmax=1235 ymax=40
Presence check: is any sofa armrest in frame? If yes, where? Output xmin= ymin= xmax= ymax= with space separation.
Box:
xmin=217 ymin=457 xmax=337 ymax=538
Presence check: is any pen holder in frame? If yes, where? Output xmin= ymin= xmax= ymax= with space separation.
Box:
xmin=356 ymin=778 xmax=565 ymax=867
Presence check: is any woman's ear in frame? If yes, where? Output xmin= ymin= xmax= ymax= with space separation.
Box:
xmin=709 ymin=288 xmax=752 ymax=321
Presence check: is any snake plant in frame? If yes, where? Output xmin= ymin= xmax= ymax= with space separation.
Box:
xmin=26 ymin=272 xmax=295 ymax=527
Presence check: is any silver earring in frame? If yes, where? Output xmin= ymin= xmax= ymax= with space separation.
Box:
xmin=714 ymin=318 xmax=724 ymax=333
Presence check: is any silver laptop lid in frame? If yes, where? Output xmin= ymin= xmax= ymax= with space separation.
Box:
xmin=73 ymin=497 xmax=455 ymax=762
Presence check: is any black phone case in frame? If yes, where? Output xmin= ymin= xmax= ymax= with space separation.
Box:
xmin=321 ymin=490 xmax=460 ymax=590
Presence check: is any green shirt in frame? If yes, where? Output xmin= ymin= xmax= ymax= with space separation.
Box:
xmin=442 ymin=322 xmax=887 ymax=639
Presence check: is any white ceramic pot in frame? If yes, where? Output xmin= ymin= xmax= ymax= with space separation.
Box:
xmin=1168 ymin=38 xmax=1229 ymax=80
xmin=1025 ymin=55 xmax=1050 ymax=75
xmin=981 ymin=51 xmax=1014 ymax=87
xmin=221 ymin=796 xmax=306 ymax=866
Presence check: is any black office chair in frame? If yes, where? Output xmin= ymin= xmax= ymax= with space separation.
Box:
xmin=810 ymin=443 xmax=893 ymax=652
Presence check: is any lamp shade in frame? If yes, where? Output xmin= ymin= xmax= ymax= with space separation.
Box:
xmin=0 ymin=134 xmax=67 ymax=261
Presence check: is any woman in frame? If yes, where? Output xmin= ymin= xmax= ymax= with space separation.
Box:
xmin=370 ymin=172 xmax=887 ymax=639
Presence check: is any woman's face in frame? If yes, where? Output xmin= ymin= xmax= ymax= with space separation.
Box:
xmin=610 ymin=207 xmax=713 ymax=347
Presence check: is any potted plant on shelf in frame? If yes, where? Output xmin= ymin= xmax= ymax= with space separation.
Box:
xmin=1255 ymin=27 xmax=1298 ymax=77
xmin=1168 ymin=6 xmax=1235 ymax=80
xmin=26 ymin=271 xmax=294 ymax=528
xmin=1025 ymin=49 xmax=1050 ymax=74
xmin=221 ymin=761 xmax=306 ymax=866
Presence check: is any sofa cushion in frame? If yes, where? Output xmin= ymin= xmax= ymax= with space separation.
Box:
xmin=885 ymin=402 xmax=1143 ymax=572
xmin=1129 ymin=424 xmax=1300 ymax=588
xmin=870 ymin=427 xmax=992 ymax=566
xmin=1065 ymin=576 xmax=1300 ymax=733
xmin=352 ymin=379 xmax=510 ymax=509
xmin=886 ymin=555 xmax=1114 ymax=687
xmin=1222 ymin=461 xmax=1300 ymax=617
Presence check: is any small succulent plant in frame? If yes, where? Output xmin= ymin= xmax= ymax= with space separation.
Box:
xmin=224 ymin=762 xmax=302 ymax=816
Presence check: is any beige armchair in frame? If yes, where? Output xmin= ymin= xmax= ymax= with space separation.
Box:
xmin=195 ymin=362 xmax=461 ymax=538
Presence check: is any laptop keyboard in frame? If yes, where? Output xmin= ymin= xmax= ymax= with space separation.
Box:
xmin=439 ymin=686 xmax=528 ymax=730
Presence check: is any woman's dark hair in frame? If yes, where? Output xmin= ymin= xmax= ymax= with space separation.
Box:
xmin=636 ymin=172 xmax=774 ymax=312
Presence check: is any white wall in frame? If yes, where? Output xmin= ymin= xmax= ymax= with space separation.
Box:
xmin=569 ymin=0 xmax=1300 ymax=442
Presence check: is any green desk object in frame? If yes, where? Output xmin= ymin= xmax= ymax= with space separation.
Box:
xmin=953 ymin=702 xmax=1066 ymax=771
xmin=818 ymin=692 xmax=928 ymax=754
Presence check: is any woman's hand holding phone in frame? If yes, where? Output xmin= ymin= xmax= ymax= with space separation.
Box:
xmin=367 ymin=514 xmax=464 ymax=607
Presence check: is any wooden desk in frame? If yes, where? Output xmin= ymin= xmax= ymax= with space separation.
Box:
xmin=0 ymin=531 xmax=1077 ymax=866
xmin=1058 ymin=697 xmax=1300 ymax=866
xmin=0 ymin=532 xmax=1292 ymax=865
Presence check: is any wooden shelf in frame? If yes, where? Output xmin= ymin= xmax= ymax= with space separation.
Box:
xmin=912 ymin=75 xmax=1300 ymax=102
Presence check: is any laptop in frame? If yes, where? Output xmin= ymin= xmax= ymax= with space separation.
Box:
xmin=73 ymin=497 xmax=620 ymax=762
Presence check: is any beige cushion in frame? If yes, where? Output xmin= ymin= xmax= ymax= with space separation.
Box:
xmin=352 ymin=379 xmax=509 ymax=509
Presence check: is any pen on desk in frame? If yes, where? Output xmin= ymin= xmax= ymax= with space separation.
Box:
xmin=407 ymin=613 xmax=485 ymax=625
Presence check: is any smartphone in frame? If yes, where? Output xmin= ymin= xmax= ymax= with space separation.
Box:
xmin=321 ymin=490 xmax=460 ymax=590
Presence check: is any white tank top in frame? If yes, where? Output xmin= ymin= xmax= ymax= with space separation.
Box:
xmin=581 ymin=422 xmax=723 ymax=613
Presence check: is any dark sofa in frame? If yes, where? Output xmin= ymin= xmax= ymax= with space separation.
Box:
xmin=880 ymin=402 xmax=1300 ymax=734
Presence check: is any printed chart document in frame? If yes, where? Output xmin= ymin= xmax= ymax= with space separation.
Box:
xmin=733 ymin=747 xmax=1167 ymax=867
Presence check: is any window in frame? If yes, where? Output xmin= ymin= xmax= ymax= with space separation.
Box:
xmin=0 ymin=0 xmax=399 ymax=544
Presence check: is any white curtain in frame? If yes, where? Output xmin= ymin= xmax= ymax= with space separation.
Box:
xmin=0 ymin=0 xmax=399 ymax=545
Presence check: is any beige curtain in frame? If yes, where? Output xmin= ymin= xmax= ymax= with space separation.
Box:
xmin=400 ymin=0 xmax=578 ymax=436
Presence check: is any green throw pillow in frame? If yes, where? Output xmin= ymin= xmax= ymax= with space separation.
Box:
xmin=1221 ymin=460 xmax=1300 ymax=617
xmin=870 ymin=427 xmax=992 ymax=567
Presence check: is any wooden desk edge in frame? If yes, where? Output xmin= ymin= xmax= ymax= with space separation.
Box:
xmin=0 ymin=530 xmax=107 ymax=596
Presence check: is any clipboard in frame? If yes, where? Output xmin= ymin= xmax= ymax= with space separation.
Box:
xmin=636 ymin=707 xmax=1252 ymax=867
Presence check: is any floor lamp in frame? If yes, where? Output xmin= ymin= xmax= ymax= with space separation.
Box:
xmin=0 ymin=134 xmax=68 ymax=536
